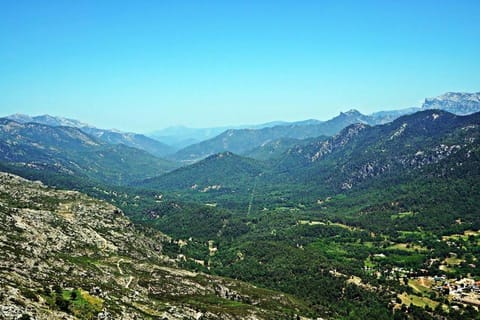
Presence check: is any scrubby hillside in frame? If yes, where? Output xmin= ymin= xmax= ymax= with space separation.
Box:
xmin=0 ymin=172 xmax=312 ymax=319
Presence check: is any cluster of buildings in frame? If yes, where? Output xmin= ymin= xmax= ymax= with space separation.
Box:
xmin=432 ymin=276 xmax=480 ymax=306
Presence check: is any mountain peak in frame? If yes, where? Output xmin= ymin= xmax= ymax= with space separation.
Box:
xmin=7 ymin=113 xmax=93 ymax=129
xmin=343 ymin=109 xmax=362 ymax=116
xmin=434 ymin=92 xmax=480 ymax=101
xmin=208 ymin=151 xmax=236 ymax=160
xmin=422 ymin=92 xmax=480 ymax=115
xmin=6 ymin=113 xmax=33 ymax=123
xmin=331 ymin=109 xmax=368 ymax=123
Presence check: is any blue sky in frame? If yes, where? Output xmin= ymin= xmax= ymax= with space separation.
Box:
xmin=1 ymin=0 xmax=479 ymax=132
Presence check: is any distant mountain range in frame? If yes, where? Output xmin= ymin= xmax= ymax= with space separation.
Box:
xmin=6 ymin=114 xmax=174 ymax=157
xmin=4 ymin=91 xmax=480 ymax=165
xmin=148 ymin=121 xmax=289 ymax=149
xmin=170 ymin=109 xmax=367 ymax=162
xmin=138 ymin=110 xmax=480 ymax=208
xmin=0 ymin=118 xmax=176 ymax=185
xmin=168 ymin=92 xmax=480 ymax=162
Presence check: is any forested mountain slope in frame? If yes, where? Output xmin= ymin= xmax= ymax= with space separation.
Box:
xmin=0 ymin=119 xmax=177 ymax=185
xmin=7 ymin=114 xmax=175 ymax=157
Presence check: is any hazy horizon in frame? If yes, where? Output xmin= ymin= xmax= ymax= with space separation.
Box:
xmin=2 ymin=102 xmax=420 ymax=133
xmin=1 ymin=1 xmax=479 ymax=132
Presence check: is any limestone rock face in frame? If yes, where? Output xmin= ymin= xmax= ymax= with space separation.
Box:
xmin=422 ymin=92 xmax=480 ymax=115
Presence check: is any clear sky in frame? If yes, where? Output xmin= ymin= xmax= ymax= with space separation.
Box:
xmin=1 ymin=0 xmax=479 ymax=132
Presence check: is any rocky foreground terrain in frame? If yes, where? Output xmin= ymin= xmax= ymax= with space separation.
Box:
xmin=0 ymin=172 xmax=310 ymax=320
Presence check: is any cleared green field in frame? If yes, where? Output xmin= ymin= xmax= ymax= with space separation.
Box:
xmin=398 ymin=292 xmax=439 ymax=309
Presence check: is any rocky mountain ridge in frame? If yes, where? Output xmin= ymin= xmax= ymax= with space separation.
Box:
xmin=6 ymin=114 xmax=174 ymax=157
xmin=421 ymin=92 xmax=480 ymax=115
xmin=6 ymin=91 xmax=479 ymax=162
xmin=0 ymin=118 xmax=176 ymax=185
xmin=170 ymin=110 xmax=370 ymax=162
xmin=273 ymin=110 xmax=480 ymax=190
xmin=170 ymin=92 xmax=480 ymax=162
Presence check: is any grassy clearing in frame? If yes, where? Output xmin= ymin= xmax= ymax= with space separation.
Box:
xmin=389 ymin=243 xmax=428 ymax=252
xmin=465 ymin=230 xmax=480 ymax=236
xmin=364 ymin=256 xmax=376 ymax=268
xmin=408 ymin=278 xmax=433 ymax=296
xmin=329 ymin=222 xmax=355 ymax=230
xmin=398 ymin=231 xmax=425 ymax=237
xmin=444 ymin=256 xmax=464 ymax=266
xmin=57 ymin=288 xmax=103 ymax=318
xmin=71 ymin=289 xmax=103 ymax=317
xmin=308 ymin=240 xmax=349 ymax=257
xmin=398 ymin=292 xmax=439 ymax=309
xmin=439 ymin=265 xmax=453 ymax=272
xmin=297 ymin=220 xmax=361 ymax=231
xmin=391 ymin=211 xmax=415 ymax=220
xmin=361 ymin=241 xmax=375 ymax=248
